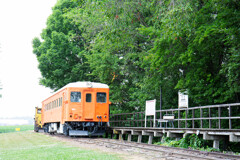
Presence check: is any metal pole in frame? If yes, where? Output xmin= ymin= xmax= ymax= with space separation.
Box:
xmin=160 ymin=86 xmax=162 ymax=127
xmin=160 ymin=86 xmax=162 ymax=111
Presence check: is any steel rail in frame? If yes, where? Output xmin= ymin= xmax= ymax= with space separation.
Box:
xmin=74 ymin=138 xmax=208 ymax=160
xmin=45 ymin=133 xmax=240 ymax=160
xmin=90 ymin=138 xmax=240 ymax=160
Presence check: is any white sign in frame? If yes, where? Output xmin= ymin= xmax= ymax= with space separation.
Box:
xmin=145 ymin=99 xmax=156 ymax=115
xmin=178 ymin=91 xmax=188 ymax=108
xmin=145 ymin=99 xmax=156 ymax=127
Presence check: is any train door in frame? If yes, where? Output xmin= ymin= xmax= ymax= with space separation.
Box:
xmin=61 ymin=91 xmax=67 ymax=124
xmin=83 ymin=91 xmax=95 ymax=120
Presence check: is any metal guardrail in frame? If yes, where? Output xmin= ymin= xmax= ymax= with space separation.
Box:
xmin=110 ymin=103 xmax=240 ymax=130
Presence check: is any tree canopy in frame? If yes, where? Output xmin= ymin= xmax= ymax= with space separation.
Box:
xmin=33 ymin=0 xmax=240 ymax=113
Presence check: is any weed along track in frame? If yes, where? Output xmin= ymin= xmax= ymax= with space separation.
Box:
xmin=47 ymin=133 xmax=240 ymax=160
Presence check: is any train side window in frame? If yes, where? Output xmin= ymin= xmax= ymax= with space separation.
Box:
xmin=86 ymin=93 xmax=92 ymax=102
xmin=97 ymin=92 xmax=106 ymax=103
xmin=71 ymin=92 xmax=81 ymax=102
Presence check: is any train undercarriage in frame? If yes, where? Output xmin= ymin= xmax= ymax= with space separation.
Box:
xmin=43 ymin=121 xmax=107 ymax=136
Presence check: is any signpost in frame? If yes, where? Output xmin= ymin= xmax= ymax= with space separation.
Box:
xmin=145 ymin=99 xmax=156 ymax=127
xmin=178 ymin=91 xmax=188 ymax=108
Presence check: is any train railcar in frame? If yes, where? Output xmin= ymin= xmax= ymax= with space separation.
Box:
xmin=41 ymin=82 xmax=110 ymax=136
xmin=34 ymin=106 xmax=43 ymax=132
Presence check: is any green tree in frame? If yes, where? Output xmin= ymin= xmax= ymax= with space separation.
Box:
xmin=33 ymin=0 xmax=240 ymax=112
xmin=140 ymin=0 xmax=240 ymax=106
xmin=33 ymin=0 xmax=94 ymax=90
xmin=67 ymin=0 xmax=153 ymax=112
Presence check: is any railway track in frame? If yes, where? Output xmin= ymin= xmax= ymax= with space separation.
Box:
xmin=48 ymin=133 xmax=240 ymax=160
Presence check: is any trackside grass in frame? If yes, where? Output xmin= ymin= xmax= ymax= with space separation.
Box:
xmin=0 ymin=125 xmax=34 ymax=133
xmin=0 ymin=131 xmax=120 ymax=160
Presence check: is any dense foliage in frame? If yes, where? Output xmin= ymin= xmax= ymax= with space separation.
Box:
xmin=33 ymin=0 xmax=240 ymax=113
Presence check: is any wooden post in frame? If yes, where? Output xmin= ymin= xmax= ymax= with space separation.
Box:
xmin=218 ymin=107 xmax=221 ymax=129
xmin=213 ymin=140 xmax=220 ymax=149
xmin=185 ymin=109 xmax=188 ymax=128
xmin=148 ymin=135 xmax=153 ymax=144
xmin=133 ymin=113 xmax=135 ymax=127
xmin=209 ymin=107 xmax=211 ymax=128
xmin=192 ymin=109 xmax=195 ymax=128
xmin=119 ymin=133 xmax=123 ymax=141
xmin=127 ymin=134 xmax=132 ymax=142
xmin=178 ymin=109 xmax=180 ymax=128
xmin=160 ymin=110 xmax=162 ymax=128
xmin=137 ymin=113 xmax=139 ymax=127
xmin=138 ymin=135 xmax=142 ymax=143
xmin=200 ymin=108 xmax=203 ymax=128
xmin=229 ymin=106 xmax=232 ymax=129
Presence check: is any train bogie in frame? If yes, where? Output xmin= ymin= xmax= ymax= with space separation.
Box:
xmin=41 ymin=82 xmax=110 ymax=136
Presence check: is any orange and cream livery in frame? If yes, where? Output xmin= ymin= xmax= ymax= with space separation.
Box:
xmin=41 ymin=82 xmax=110 ymax=136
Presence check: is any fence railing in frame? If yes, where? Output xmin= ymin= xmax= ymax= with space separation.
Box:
xmin=109 ymin=103 xmax=240 ymax=130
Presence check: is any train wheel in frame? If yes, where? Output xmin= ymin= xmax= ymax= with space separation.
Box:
xmin=43 ymin=124 xmax=49 ymax=133
xmin=63 ymin=125 xmax=69 ymax=136
xmin=34 ymin=121 xmax=38 ymax=132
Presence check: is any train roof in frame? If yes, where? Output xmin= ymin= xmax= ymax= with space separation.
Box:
xmin=63 ymin=81 xmax=109 ymax=89
xmin=42 ymin=82 xmax=109 ymax=103
xmin=56 ymin=82 xmax=109 ymax=94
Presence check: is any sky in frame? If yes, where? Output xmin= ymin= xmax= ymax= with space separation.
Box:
xmin=0 ymin=0 xmax=57 ymax=118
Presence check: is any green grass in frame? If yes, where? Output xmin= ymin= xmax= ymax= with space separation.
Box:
xmin=0 ymin=125 xmax=34 ymax=133
xmin=0 ymin=131 xmax=121 ymax=160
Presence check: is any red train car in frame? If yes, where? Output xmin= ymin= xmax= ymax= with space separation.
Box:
xmin=41 ymin=82 xmax=110 ymax=136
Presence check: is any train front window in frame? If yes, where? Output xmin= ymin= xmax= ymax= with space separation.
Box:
xmin=86 ymin=93 xmax=92 ymax=102
xmin=71 ymin=92 xmax=81 ymax=102
xmin=37 ymin=109 xmax=41 ymax=114
xmin=97 ymin=92 xmax=106 ymax=103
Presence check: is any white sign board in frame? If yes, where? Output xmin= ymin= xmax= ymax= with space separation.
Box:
xmin=145 ymin=99 xmax=156 ymax=127
xmin=145 ymin=99 xmax=156 ymax=115
xmin=178 ymin=91 xmax=188 ymax=108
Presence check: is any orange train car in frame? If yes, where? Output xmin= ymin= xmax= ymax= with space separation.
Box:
xmin=41 ymin=82 xmax=110 ymax=136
